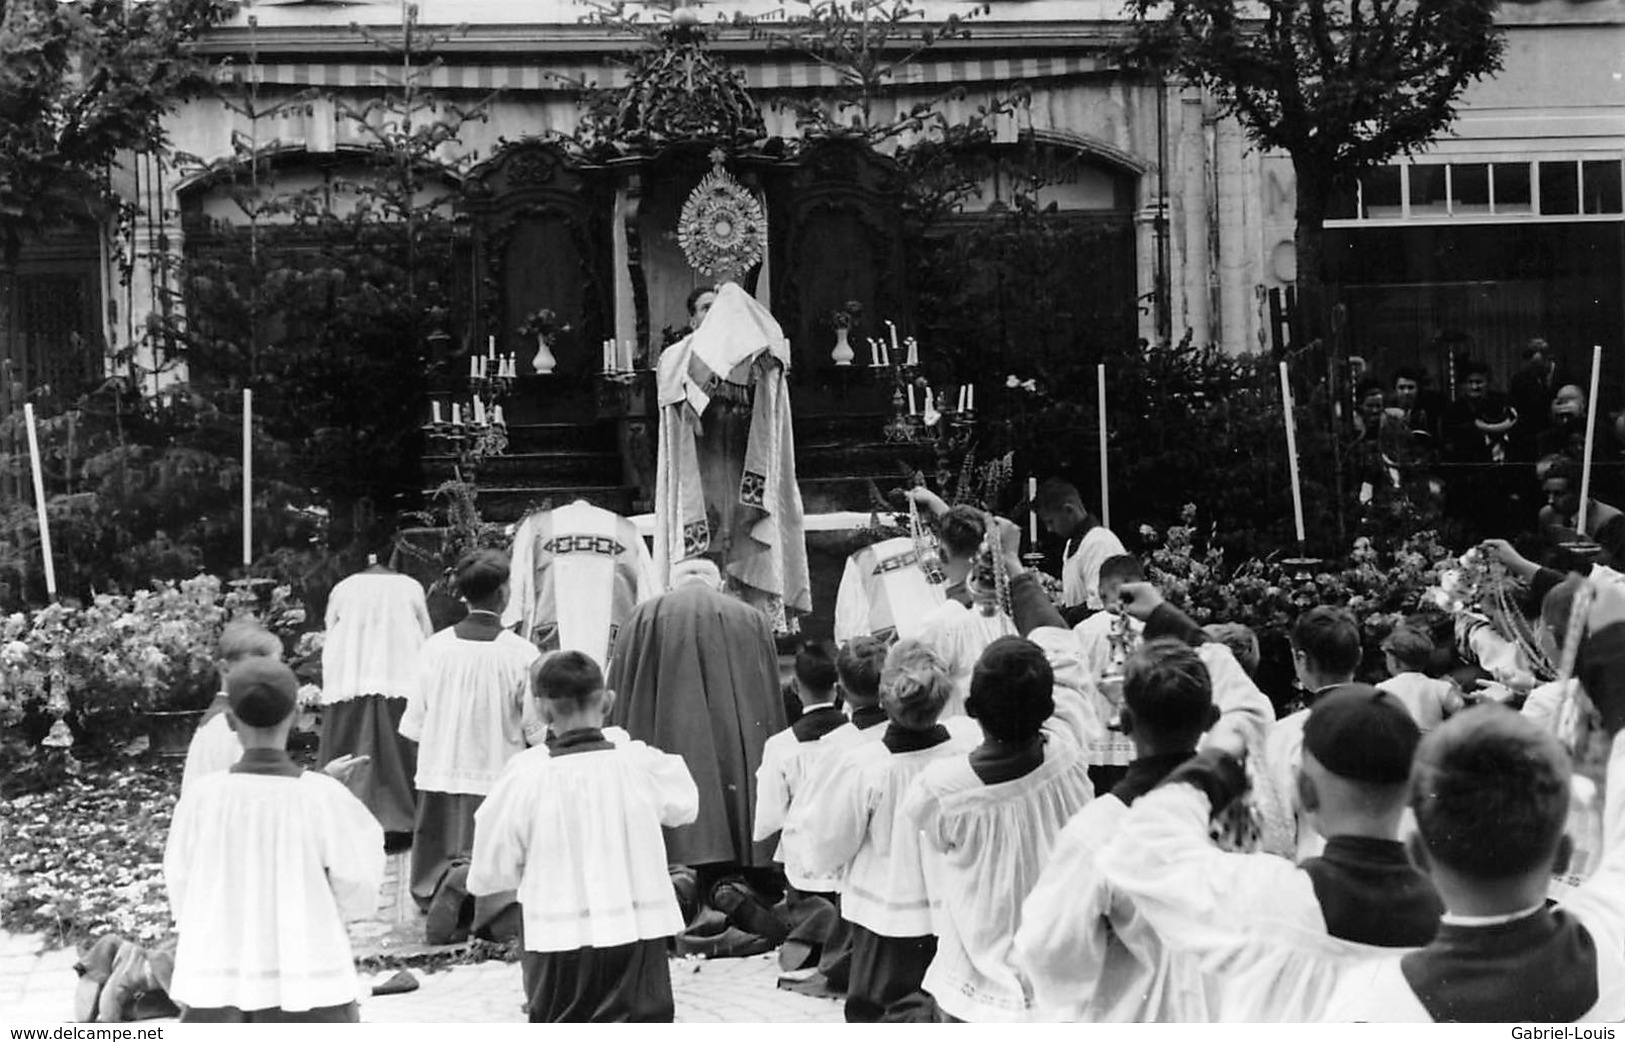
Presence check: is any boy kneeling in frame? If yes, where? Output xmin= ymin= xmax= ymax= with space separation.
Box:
xmin=164 ymin=659 xmax=383 ymax=1023
xmin=468 ymin=651 xmax=699 ymax=1022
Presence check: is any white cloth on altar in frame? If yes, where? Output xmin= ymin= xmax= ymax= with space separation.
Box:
xmin=503 ymin=499 xmax=659 ymax=667
xmin=467 ymin=739 xmax=697 ymax=952
xmin=399 ymin=629 xmax=540 ymax=796
xmin=320 ymin=571 xmax=432 ymax=704
xmin=164 ymin=769 xmax=383 ymax=1012
xmin=653 ymin=282 xmax=809 ymax=620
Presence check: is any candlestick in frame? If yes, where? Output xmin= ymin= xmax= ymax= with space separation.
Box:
xmin=1577 ymin=344 xmax=1604 ymax=534
xmin=474 ymin=397 xmax=486 ymax=425
xmin=1279 ymin=361 xmax=1307 ymax=547
xmin=431 ymin=401 xmax=443 ymax=425
xmin=907 ymin=385 xmax=917 ymax=416
xmin=905 ymin=336 xmax=918 ymax=367
xmin=881 ymin=338 xmax=891 ymax=367
xmin=602 ymin=339 xmax=611 ymax=374
xmin=23 ymin=403 xmax=57 ymax=598
xmin=967 ymin=385 xmax=975 ymax=411
xmin=957 ymin=385 xmax=966 ymax=412
xmin=924 ymin=386 xmax=934 ymax=416
xmin=1097 ymin=364 xmax=1111 ymax=531
xmin=886 ymin=321 xmax=900 ymax=366
xmin=451 ymin=402 xmax=462 ymax=426
xmin=1028 ymin=476 xmax=1039 ymax=545
xmin=487 ymin=335 xmax=496 ymax=360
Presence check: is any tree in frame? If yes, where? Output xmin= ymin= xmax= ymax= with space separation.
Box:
xmin=0 ymin=0 xmax=232 ymax=263
xmin=1126 ymin=0 xmax=1504 ymax=342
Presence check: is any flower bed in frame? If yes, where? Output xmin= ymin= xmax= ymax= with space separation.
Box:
xmin=1 ymin=575 xmax=308 ymax=759
xmin=1140 ymin=505 xmax=1459 ymax=701
xmin=1 ymin=758 xmax=181 ymax=948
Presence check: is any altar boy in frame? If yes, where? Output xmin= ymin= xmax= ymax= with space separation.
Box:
xmin=164 ymin=659 xmax=383 ymax=1022
xmin=468 ymin=651 xmax=698 ymax=1022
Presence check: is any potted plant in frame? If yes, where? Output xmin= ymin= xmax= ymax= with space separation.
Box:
xmin=517 ymin=308 xmax=573 ymax=375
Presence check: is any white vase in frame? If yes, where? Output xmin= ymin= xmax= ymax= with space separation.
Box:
xmin=532 ymin=334 xmax=557 ymax=375
xmin=831 ymin=326 xmax=855 ymax=367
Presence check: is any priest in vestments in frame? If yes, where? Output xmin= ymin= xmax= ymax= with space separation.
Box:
xmin=654 ymin=281 xmax=811 ymax=633
xmin=606 ymin=558 xmax=787 ymax=869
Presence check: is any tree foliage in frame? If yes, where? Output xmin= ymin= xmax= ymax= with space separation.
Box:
xmin=1128 ymin=0 xmax=1504 ymax=175
xmin=0 ymin=0 xmax=233 ymax=260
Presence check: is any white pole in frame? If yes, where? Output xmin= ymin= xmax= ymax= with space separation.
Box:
xmin=1279 ymin=361 xmax=1307 ymax=548
xmin=23 ymin=404 xmax=57 ymax=599
xmin=1097 ymin=363 xmax=1111 ymax=531
xmin=242 ymin=388 xmax=253 ymax=567
xmin=1577 ymin=344 xmax=1604 ymax=535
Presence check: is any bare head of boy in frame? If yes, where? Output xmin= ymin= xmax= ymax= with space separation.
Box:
xmin=880 ymin=639 xmax=954 ymax=732
xmin=216 ymin=618 xmax=282 ymax=688
xmin=836 ymin=636 xmax=887 ymax=713
xmin=1407 ymin=706 xmax=1571 ymax=915
xmin=533 ymin=651 xmax=613 ymax=734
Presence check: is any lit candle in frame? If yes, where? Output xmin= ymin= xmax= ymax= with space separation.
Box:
xmin=493 ymin=404 xmax=506 ymax=427
xmin=908 ymin=385 xmax=917 ymax=416
xmin=1028 ymin=477 xmax=1039 ymax=545
xmin=603 ymin=339 xmax=612 ymax=373
xmin=924 ymin=386 xmax=934 ymax=416
xmin=451 ymin=402 xmax=462 ymax=425
xmin=468 ymin=356 xmax=477 ymax=379
xmin=431 ymin=401 xmax=443 ymax=425
xmin=886 ymin=321 xmax=900 ymax=366
xmin=905 ymin=337 xmax=918 ymax=367
xmin=967 ymin=385 xmax=975 ymax=411
xmin=868 ymin=339 xmax=880 ymax=367
xmin=487 ymin=335 xmax=496 ymax=360
xmin=474 ymin=397 xmax=486 ymax=425
xmin=957 ymin=385 xmax=967 ymax=412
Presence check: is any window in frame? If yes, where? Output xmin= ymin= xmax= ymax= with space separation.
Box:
xmin=1331 ymin=158 xmax=1623 ymax=223
xmin=1409 ymin=165 xmax=1449 ymax=216
xmin=1582 ymin=160 xmax=1622 ymax=215
xmin=1493 ymin=163 xmax=1532 ymax=214
xmin=1452 ymin=163 xmax=1490 ymax=215
xmin=1540 ymin=161 xmax=1580 ymax=215
xmin=1363 ymin=166 xmax=1403 ymax=218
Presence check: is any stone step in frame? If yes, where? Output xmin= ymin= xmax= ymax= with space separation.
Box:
xmin=460 ymin=484 xmax=637 ymax=524
xmin=423 ymin=450 xmax=622 ymax=486
xmin=503 ymin=422 xmax=621 ymax=455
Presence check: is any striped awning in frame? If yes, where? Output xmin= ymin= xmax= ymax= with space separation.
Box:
xmin=215 ymin=51 xmax=1104 ymax=92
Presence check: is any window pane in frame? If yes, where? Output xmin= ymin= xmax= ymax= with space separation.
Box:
xmin=1363 ymin=166 xmax=1403 ymax=218
xmin=1582 ymin=160 xmax=1622 ymax=215
xmin=1409 ymin=165 xmax=1448 ymax=216
xmin=1452 ymin=163 xmax=1490 ymax=215
xmin=1493 ymin=163 xmax=1532 ymax=214
xmin=1540 ymin=161 xmax=1579 ymax=215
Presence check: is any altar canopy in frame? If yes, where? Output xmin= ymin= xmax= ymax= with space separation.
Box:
xmin=654 ymin=282 xmax=810 ymax=629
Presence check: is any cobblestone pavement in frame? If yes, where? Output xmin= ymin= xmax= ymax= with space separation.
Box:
xmin=0 ymin=931 xmax=840 ymax=1025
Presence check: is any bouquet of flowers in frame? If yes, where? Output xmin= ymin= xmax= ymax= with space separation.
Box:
xmin=517 ymin=308 xmax=572 ymax=341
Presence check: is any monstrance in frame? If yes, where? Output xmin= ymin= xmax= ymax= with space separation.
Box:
xmin=678 ymin=148 xmax=766 ymax=286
